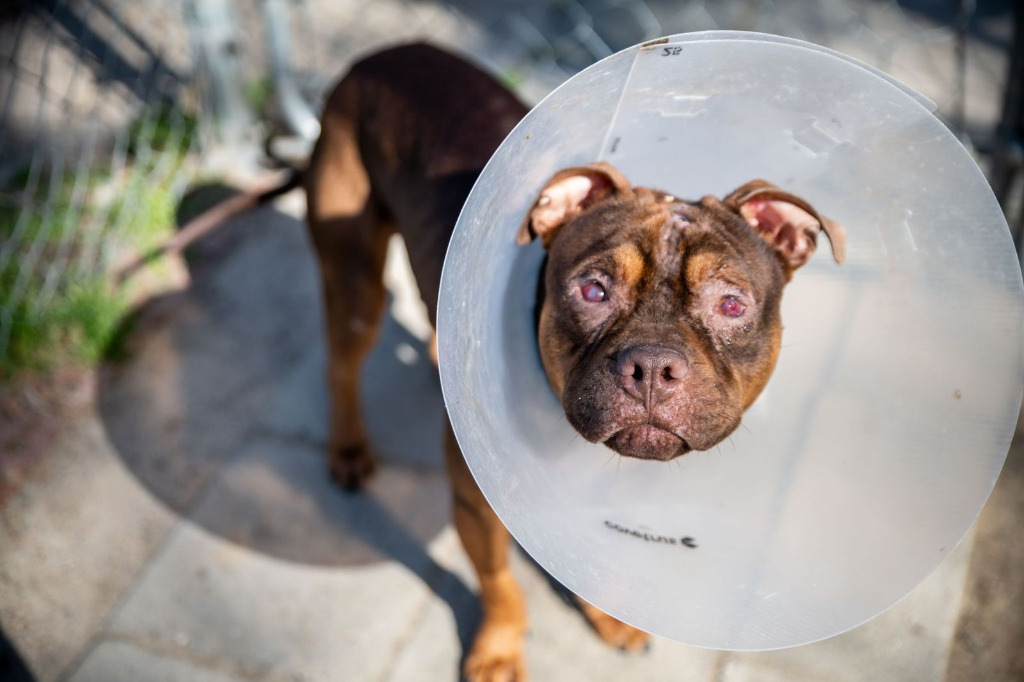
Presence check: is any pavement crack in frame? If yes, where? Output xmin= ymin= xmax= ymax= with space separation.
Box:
xmin=100 ymin=630 xmax=283 ymax=682
xmin=372 ymin=587 xmax=437 ymax=682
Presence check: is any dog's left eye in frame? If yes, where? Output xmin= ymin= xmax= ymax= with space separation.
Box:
xmin=581 ymin=281 xmax=607 ymax=302
xmin=718 ymin=296 xmax=746 ymax=317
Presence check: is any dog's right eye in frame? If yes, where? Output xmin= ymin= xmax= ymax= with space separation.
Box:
xmin=718 ymin=295 xmax=746 ymax=318
xmin=581 ymin=281 xmax=607 ymax=302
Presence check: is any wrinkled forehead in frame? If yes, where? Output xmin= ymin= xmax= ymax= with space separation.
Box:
xmin=550 ymin=193 xmax=779 ymax=287
xmin=677 ymin=200 xmax=783 ymax=285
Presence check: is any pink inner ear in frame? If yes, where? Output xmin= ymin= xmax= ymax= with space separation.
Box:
xmin=739 ymin=198 xmax=820 ymax=266
xmin=530 ymin=175 xmax=594 ymax=235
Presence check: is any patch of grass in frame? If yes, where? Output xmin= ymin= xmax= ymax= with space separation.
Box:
xmin=0 ymin=275 xmax=127 ymax=376
xmin=1 ymin=166 xmax=92 ymax=242
xmin=1 ymin=102 xmax=198 ymax=379
xmin=126 ymin=101 xmax=198 ymax=158
xmin=0 ymin=168 xmax=174 ymax=377
xmin=498 ymin=68 xmax=526 ymax=93
xmin=101 ymin=305 xmax=140 ymax=364
xmin=0 ymin=295 xmax=50 ymax=376
xmin=63 ymin=278 xmax=128 ymax=363
xmin=245 ymin=76 xmax=274 ymax=117
xmin=108 ymin=167 xmax=179 ymax=250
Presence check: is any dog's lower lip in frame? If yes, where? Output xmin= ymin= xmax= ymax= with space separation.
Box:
xmin=605 ymin=424 xmax=690 ymax=461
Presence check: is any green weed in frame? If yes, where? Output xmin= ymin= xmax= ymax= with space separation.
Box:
xmin=1 ymin=103 xmax=197 ymax=379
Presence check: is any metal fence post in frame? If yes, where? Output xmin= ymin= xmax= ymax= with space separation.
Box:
xmin=184 ymin=0 xmax=254 ymax=150
xmin=262 ymin=0 xmax=320 ymax=143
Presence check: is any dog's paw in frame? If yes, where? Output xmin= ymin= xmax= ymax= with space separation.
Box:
xmin=578 ymin=601 xmax=651 ymax=653
xmin=328 ymin=444 xmax=377 ymax=491
xmin=464 ymin=624 xmax=527 ymax=682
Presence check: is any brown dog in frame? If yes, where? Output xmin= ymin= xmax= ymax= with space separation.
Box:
xmin=306 ymin=43 xmax=845 ymax=682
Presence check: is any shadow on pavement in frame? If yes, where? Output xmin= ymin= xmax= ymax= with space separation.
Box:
xmin=0 ymin=623 xmax=35 ymax=682
xmin=96 ymin=183 xmax=480 ymax=650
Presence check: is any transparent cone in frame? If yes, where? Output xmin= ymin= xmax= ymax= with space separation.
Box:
xmin=437 ymin=32 xmax=1024 ymax=650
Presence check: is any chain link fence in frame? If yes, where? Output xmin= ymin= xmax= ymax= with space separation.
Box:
xmin=0 ymin=0 xmax=200 ymax=377
xmin=0 ymin=0 xmax=1016 ymax=379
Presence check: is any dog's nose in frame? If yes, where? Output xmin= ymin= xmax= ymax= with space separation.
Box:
xmin=614 ymin=345 xmax=688 ymax=406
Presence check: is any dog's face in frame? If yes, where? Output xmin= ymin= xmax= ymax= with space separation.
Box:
xmin=519 ymin=162 xmax=846 ymax=461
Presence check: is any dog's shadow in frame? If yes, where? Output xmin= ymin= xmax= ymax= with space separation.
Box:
xmin=98 ymin=183 xmax=484 ymax=655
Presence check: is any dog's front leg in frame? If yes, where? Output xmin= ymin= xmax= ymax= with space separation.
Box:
xmin=444 ymin=424 xmax=528 ymax=682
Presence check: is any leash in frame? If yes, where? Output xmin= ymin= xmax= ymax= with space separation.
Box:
xmin=113 ymin=168 xmax=302 ymax=285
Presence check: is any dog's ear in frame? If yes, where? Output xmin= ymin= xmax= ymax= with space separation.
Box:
xmin=517 ymin=162 xmax=632 ymax=247
xmin=724 ymin=180 xmax=846 ymax=270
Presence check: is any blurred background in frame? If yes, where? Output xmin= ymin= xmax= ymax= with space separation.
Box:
xmin=1 ymin=1 xmax=1022 ymax=681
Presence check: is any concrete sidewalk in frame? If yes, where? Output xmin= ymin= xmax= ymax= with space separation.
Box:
xmin=1 ymin=192 xmax=1020 ymax=682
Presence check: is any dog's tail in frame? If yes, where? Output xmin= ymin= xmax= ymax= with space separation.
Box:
xmin=113 ymin=169 xmax=303 ymax=285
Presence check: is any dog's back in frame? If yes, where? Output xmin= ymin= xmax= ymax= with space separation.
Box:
xmin=306 ymin=43 xmax=528 ymax=317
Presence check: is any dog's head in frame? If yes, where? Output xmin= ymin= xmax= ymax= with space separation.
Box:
xmin=518 ymin=162 xmax=846 ymax=461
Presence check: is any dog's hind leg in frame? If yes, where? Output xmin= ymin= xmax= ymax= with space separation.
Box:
xmin=306 ymin=82 xmax=394 ymax=491
xmin=576 ymin=598 xmax=650 ymax=653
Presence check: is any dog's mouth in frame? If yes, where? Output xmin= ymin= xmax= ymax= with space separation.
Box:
xmin=604 ymin=424 xmax=691 ymax=461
